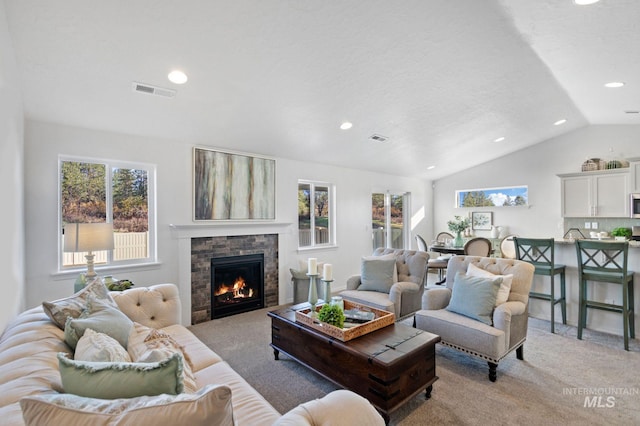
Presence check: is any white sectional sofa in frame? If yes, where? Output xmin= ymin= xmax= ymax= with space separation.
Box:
xmin=0 ymin=282 xmax=384 ymax=425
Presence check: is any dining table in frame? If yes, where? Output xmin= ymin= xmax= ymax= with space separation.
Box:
xmin=428 ymin=245 xmax=465 ymax=255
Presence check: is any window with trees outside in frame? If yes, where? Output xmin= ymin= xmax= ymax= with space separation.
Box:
xmin=59 ymin=157 xmax=156 ymax=271
xmin=372 ymin=192 xmax=410 ymax=250
xmin=298 ymin=181 xmax=335 ymax=248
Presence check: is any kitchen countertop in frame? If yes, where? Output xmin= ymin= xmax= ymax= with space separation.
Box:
xmin=554 ymin=238 xmax=640 ymax=248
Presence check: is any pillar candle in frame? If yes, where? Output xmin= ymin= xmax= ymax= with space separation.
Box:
xmin=323 ymin=264 xmax=333 ymax=281
xmin=308 ymin=258 xmax=317 ymax=275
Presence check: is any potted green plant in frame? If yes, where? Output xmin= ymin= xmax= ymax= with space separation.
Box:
xmin=317 ymin=304 xmax=345 ymax=328
xmin=447 ymin=215 xmax=470 ymax=247
xmin=611 ymin=227 xmax=632 ymax=241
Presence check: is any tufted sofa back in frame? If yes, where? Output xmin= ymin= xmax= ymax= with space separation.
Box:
xmin=110 ymin=283 xmax=181 ymax=328
xmin=445 ymin=256 xmax=534 ymax=305
xmin=372 ymin=248 xmax=429 ymax=286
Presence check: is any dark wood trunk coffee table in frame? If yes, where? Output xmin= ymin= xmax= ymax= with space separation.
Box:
xmin=268 ymin=304 xmax=440 ymax=422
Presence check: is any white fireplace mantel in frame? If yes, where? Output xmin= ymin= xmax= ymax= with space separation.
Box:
xmin=170 ymin=222 xmax=293 ymax=325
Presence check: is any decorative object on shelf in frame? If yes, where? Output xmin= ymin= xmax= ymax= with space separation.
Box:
xmin=317 ymin=303 xmax=345 ymax=328
xmin=490 ymin=225 xmax=503 ymax=239
xmin=611 ymin=227 xmax=632 ymax=241
xmin=448 ymin=215 xmax=470 ymax=248
xmin=63 ymin=222 xmax=114 ymax=279
xmin=73 ymin=273 xmax=87 ymax=293
xmin=471 ymin=211 xmax=492 ymax=230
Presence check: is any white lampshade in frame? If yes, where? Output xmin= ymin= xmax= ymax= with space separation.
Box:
xmin=64 ymin=223 xmax=114 ymax=253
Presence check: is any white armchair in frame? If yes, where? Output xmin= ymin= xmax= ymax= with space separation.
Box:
xmin=414 ymin=256 xmax=534 ymax=381
xmin=340 ymin=248 xmax=429 ymax=319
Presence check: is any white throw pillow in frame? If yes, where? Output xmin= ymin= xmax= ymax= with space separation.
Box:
xmin=20 ymin=384 xmax=234 ymax=426
xmin=75 ymin=328 xmax=131 ymax=363
xmin=466 ymin=262 xmax=513 ymax=306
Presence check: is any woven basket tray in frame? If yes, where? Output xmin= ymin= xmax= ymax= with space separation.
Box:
xmin=295 ymin=300 xmax=395 ymax=341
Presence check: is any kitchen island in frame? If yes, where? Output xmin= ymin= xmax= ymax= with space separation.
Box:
xmin=530 ymin=239 xmax=640 ymax=340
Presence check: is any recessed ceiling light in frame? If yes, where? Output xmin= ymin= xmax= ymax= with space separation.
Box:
xmin=340 ymin=122 xmax=353 ymax=130
xmin=604 ymin=81 xmax=625 ymax=88
xmin=493 ymin=137 xmax=505 ymax=143
xmin=554 ymin=119 xmax=567 ymax=126
xmin=574 ymin=0 xmax=600 ymax=5
xmin=168 ymin=70 xmax=188 ymax=84
xmin=427 ymin=165 xmax=436 ymax=170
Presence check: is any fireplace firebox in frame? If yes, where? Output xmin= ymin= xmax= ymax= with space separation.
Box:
xmin=211 ymin=254 xmax=265 ymax=319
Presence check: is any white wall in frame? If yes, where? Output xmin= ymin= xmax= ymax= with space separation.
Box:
xmin=24 ymin=120 xmax=432 ymax=309
xmin=433 ymin=124 xmax=640 ymax=335
xmin=0 ymin=2 xmax=25 ymax=332
xmin=433 ymin=125 xmax=640 ymax=238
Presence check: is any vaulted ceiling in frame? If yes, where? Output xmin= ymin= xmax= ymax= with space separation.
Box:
xmin=4 ymin=0 xmax=639 ymax=179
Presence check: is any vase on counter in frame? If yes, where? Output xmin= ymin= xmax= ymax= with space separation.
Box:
xmin=490 ymin=226 xmax=501 ymax=239
xmin=454 ymin=231 xmax=464 ymax=247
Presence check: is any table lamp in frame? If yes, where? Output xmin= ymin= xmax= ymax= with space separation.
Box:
xmin=64 ymin=223 xmax=114 ymax=279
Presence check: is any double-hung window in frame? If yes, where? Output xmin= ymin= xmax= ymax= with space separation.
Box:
xmin=59 ymin=156 xmax=156 ymax=272
xmin=298 ymin=180 xmax=335 ymax=248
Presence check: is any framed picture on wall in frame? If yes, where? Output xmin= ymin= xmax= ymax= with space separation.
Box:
xmin=471 ymin=212 xmax=492 ymax=230
xmin=193 ymin=147 xmax=276 ymax=221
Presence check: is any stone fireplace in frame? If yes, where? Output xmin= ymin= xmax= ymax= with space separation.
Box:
xmin=190 ymin=234 xmax=278 ymax=324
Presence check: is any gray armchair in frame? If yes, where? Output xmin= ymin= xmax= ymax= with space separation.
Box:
xmin=340 ymin=248 xmax=429 ymax=319
xmin=414 ymin=256 xmax=534 ymax=381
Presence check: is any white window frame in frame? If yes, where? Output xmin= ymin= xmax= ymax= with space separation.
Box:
xmin=297 ymin=180 xmax=337 ymax=250
xmin=58 ymin=155 xmax=157 ymax=274
xmin=373 ymin=191 xmax=411 ymax=250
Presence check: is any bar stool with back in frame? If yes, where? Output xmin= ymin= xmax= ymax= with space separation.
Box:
xmin=575 ymin=240 xmax=635 ymax=351
xmin=513 ymin=237 xmax=566 ymax=333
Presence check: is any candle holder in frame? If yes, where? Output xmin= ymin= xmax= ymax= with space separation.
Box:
xmin=306 ymin=273 xmax=319 ymax=309
xmin=321 ymin=279 xmax=333 ymax=305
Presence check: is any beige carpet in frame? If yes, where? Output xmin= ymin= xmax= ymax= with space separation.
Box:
xmin=189 ymin=307 xmax=640 ymax=425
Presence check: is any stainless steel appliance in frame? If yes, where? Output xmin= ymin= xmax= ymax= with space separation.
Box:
xmin=632 ymin=226 xmax=640 ymax=241
xmin=631 ymin=194 xmax=640 ymax=218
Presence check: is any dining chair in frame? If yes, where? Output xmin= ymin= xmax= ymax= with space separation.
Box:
xmin=513 ymin=237 xmax=566 ymax=333
xmin=575 ymin=240 xmax=635 ymax=350
xmin=416 ymin=235 xmax=448 ymax=285
xmin=500 ymin=234 xmax=517 ymax=259
xmin=463 ymin=237 xmax=492 ymax=257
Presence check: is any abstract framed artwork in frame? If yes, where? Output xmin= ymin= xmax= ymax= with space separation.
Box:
xmin=456 ymin=186 xmax=528 ymax=208
xmin=193 ymin=147 xmax=276 ymax=221
xmin=471 ymin=212 xmax=492 ymax=230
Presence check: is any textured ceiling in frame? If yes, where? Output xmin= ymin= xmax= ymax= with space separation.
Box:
xmin=4 ymin=0 xmax=639 ymax=179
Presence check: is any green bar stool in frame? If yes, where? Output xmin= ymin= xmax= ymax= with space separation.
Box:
xmin=576 ymin=240 xmax=635 ymax=351
xmin=514 ymin=237 xmax=566 ymax=333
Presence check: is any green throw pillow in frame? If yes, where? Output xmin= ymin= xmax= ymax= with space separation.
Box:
xmin=64 ymin=296 xmax=133 ymax=350
xmin=358 ymin=257 xmax=396 ymax=293
xmin=446 ymin=272 xmax=502 ymax=325
xmin=57 ymin=352 xmax=184 ymax=399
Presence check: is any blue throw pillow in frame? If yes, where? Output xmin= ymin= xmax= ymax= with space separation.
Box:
xmin=64 ymin=296 xmax=133 ymax=350
xmin=446 ymin=272 xmax=502 ymax=325
xmin=358 ymin=257 xmax=396 ymax=293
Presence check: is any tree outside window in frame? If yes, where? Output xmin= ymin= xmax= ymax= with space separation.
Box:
xmin=298 ymin=181 xmax=334 ymax=248
xmin=60 ymin=158 xmax=155 ymax=270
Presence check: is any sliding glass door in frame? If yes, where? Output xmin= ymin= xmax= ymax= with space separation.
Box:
xmin=372 ymin=192 xmax=409 ymax=250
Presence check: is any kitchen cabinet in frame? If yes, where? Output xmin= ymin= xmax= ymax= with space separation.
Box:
xmin=558 ymin=169 xmax=629 ymax=217
xmin=630 ymin=160 xmax=640 ymax=192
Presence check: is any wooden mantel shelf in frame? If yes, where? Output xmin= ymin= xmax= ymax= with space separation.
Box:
xmin=169 ymin=222 xmax=293 ymax=239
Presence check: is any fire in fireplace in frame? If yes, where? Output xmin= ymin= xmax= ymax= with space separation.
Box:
xmin=210 ymin=254 xmax=264 ymax=319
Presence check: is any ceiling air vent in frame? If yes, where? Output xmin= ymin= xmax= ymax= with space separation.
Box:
xmin=132 ymin=82 xmax=176 ymax=98
xmin=368 ymin=134 xmax=389 ymax=143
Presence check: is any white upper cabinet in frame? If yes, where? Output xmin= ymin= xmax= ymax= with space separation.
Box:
xmin=559 ymin=169 xmax=629 ymax=217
